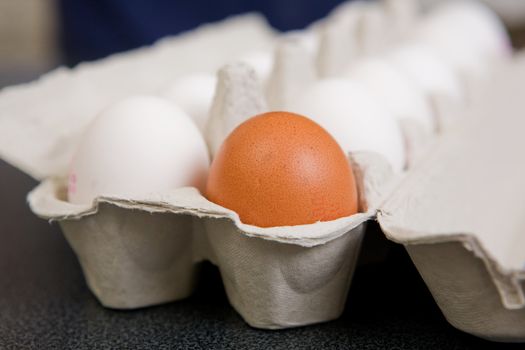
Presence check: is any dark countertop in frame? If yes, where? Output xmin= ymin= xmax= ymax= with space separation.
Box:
xmin=0 ymin=159 xmax=521 ymax=350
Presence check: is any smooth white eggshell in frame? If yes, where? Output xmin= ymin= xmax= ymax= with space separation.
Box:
xmin=68 ymin=96 xmax=210 ymax=204
xmin=160 ymin=73 xmax=217 ymax=132
xmin=429 ymin=1 xmax=510 ymax=61
xmin=345 ymin=58 xmax=435 ymax=132
xmin=387 ymin=43 xmax=464 ymax=103
xmin=415 ymin=22 xmax=487 ymax=83
xmin=414 ymin=1 xmax=510 ymax=82
xmin=287 ymin=78 xmax=406 ymax=172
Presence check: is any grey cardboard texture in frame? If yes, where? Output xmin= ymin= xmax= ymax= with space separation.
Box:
xmin=0 ymin=11 xmax=524 ymax=342
xmin=378 ymin=55 xmax=525 ymax=341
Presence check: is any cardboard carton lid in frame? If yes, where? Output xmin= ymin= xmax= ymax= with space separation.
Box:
xmin=378 ymin=53 xmax=525 ymax=309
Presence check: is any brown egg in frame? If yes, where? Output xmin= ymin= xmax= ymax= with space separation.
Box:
xmin=206 ymin=111 xmax=359 ymax=228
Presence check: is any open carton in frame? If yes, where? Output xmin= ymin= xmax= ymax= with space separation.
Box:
xmin=24 ymin=59 xmax=396 ymax=328
xmin=378 ymin=56 xmax=525 ymax=341
xmin=0 ymin=7 xmax=523 ymax=344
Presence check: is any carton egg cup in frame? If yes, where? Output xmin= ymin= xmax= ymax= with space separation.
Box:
xmin=25 ymin=52 xmax=402 ymax=329
xmin=27 ymin=59 xmax=397 ymax=326
xmin=28 ymin=150 xmax=387 ymax=328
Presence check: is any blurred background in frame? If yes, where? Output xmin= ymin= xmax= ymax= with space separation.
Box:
xmin=1 ymin=0 xmax=525 ymax=88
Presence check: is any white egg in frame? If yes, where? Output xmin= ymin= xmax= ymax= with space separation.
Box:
xmin=345 ymin=58 xmax=435 ymax=132
xmin=287 ymin=78 xmax=406 ymax=172
xmin=387 ymin=43 xmax=464 ymax=103
xmin=415 ymin=1 xmax=510 ymax=81
xmin=68 ymin=96 xmax=209 ymax=204
xmin=432 ymin=1 xmax=510 ymax=61
xmin=238 ymin=51 xmax=274 ymax=87
xmin=161 ymin=73 xmax=217 ymax=132
xmin=415 ymin=24 xmax=487 ymax=83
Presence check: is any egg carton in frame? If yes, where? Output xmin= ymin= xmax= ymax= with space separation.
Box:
xmin=24 ymin=59 xmax=399 ymax=328
xmin=1 ymin=17 xmax=404 ymax=326
xmin=378 ymin=60 xmax=525 ymax=341
xmin=0 ymin=1 xmax=524 ymax=342
xmin=27 ymin=149 xmax=389 ymax=328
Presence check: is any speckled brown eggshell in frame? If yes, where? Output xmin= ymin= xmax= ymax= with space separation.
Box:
xmin=206 ymin=111 xmax=358 ymax=228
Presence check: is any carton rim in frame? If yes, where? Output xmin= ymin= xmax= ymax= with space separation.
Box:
xmin=28 ymin=177 xmax=374 ymax=248
xmin=378 ymin=212 xmax=525 ymax=310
